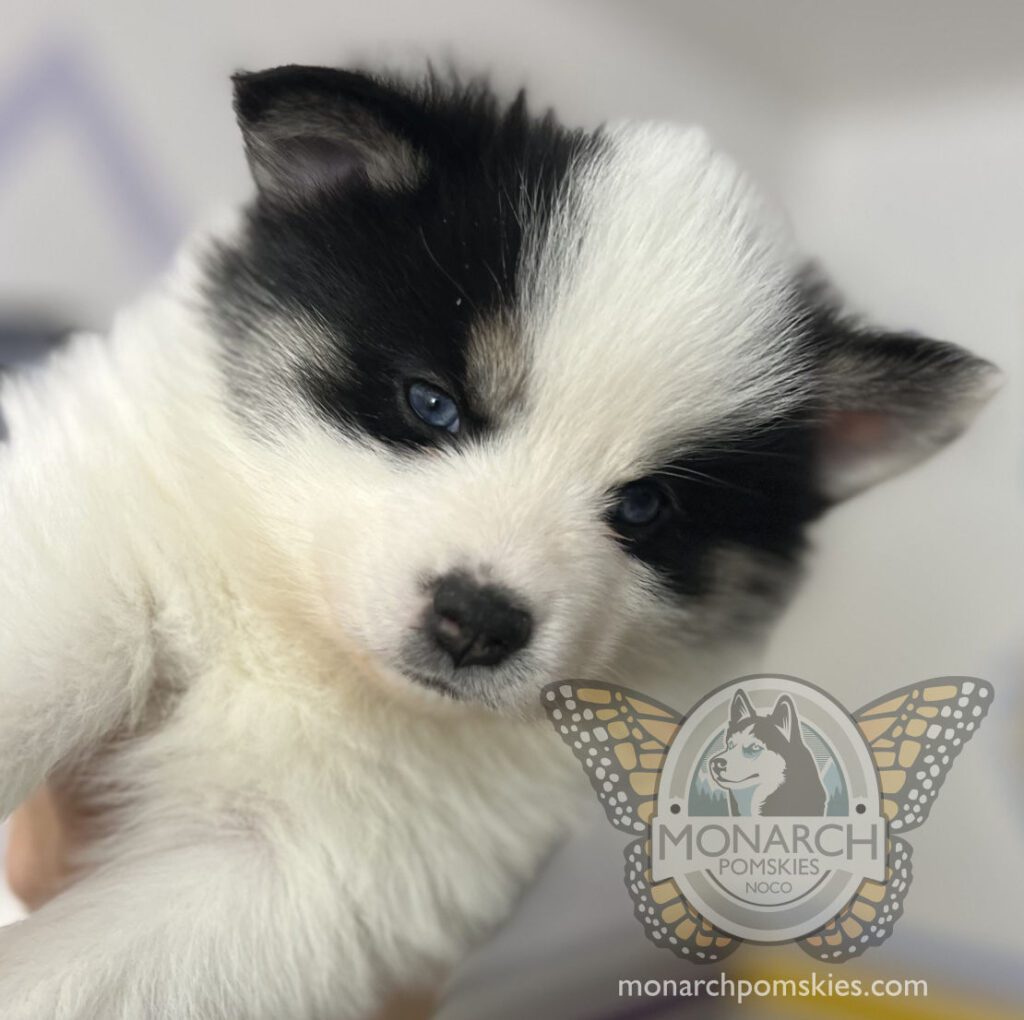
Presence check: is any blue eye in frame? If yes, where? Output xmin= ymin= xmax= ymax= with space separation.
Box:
xmin=615 ymin=481 xmax=668 ymax=528
xmin=743 ymin=744 xmax=763 ymax=759
xmin=407 ymin=381 xmax=461 ymax=434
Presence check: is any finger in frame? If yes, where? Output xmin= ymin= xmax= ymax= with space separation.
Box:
xmin=5 ymin=786 xmax=69 ymax=910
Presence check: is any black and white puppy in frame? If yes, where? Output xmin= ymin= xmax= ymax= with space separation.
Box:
xmin=0 ymin=66 xmax=996 ymax=1018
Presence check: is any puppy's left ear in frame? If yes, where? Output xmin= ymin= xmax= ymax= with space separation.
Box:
xmin=815 ymin=321 xmax=1000 ymax=502
xmin=232 ymin=65 xmax=426 ymax=204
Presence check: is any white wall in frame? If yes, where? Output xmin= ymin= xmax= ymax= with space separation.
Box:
xmin=764 ymin=74 xmax=1024 ymax=975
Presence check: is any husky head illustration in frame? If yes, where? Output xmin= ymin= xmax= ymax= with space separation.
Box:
xmin=709 ymin=689 xmax=827 ymax=817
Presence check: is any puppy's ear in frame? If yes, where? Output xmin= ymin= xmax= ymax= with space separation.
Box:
xmin=770 ymin=695 xmax=797 ymax=743
xmin=232 ymin=65 xmax=426 ymax=204
xmin=730 ymin=689 xmax=755 ymax=728
xmin=813 ymin=314 xmax=999 ymax=502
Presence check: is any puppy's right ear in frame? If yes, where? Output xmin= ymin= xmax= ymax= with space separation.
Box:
xmin=232 ymin=65 xmax=426 ymax=204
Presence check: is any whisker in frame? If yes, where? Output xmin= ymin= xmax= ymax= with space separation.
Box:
xmin=683 ymin=446 xmax=805 ymax=463
xmin=417 ymin=226 xmax=478 ymax=314
xmin=657 ymin=465 xmax=758 ymax=496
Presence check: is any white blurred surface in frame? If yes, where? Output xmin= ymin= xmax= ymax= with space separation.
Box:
xmin=1 ymin=2 xmax=1022 ymax=1016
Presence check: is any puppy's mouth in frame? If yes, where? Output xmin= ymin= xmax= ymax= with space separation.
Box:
xmin=402 ymin=669 xmax=465 ymax=700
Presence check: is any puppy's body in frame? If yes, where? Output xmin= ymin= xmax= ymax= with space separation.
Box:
xmin=0 ymin=68 xmax=995 ymax=1018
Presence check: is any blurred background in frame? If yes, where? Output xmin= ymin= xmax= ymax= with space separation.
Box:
xmin=2 ymin=1 xmax=1023 ymax=1017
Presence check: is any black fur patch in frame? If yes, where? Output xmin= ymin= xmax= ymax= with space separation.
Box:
xmin=610 ymin=411 xmax=827 ymax=599
xmin=206 ymin=70 xmax=599 ymax=450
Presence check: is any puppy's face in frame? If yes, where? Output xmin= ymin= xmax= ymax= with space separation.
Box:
xmin=207 ymin=67 xmax=995 ymax=711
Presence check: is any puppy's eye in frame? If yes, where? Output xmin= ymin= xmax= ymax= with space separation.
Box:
xmin=614 ymin=481 xmax=668 ymax=529
xmin=743 ymin=743 xmax=763 ymax=758
xmin=407 ymin=381 xmax=461 ymax=434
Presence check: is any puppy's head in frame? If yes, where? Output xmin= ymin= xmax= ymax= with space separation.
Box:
xmin=205 ymin=66 xmax=996 ymax=711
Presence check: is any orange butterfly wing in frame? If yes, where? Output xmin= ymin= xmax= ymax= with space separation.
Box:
xmin=626 ymin=837 xmax=741 ymax=963
xmin=801 ymin=677 xmax=991 ymax=960
xmin=542 ymin=681 xmax=682 ymax=835
xmin=798 ymin=836 xmax=913 ymax=961
xmin=543 ymin=681 xmax=740 ymax=960
xmin=855 ymin=677 xmax=992 ymax=834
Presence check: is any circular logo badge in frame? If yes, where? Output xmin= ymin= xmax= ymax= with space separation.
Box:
xmin=652 ymin=675 xmax=885 ymax=942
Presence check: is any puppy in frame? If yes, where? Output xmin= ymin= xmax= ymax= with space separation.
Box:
xmin=0 ymin=65 xmax=996 ymax=1018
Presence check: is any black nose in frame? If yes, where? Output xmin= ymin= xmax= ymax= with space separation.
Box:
xmin=710 ymin=756 xmax=727 ymax=773
xmin=428 ymin=573 xmax=533 ymax=668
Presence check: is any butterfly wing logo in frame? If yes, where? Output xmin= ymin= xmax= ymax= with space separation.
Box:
xmin=800 ymin=678 xmax=992 ymax=961
xmin=541 ymin=682 xmax=740 ymax=962
xmin=542 ymin=677 xmax=992 ymax=962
